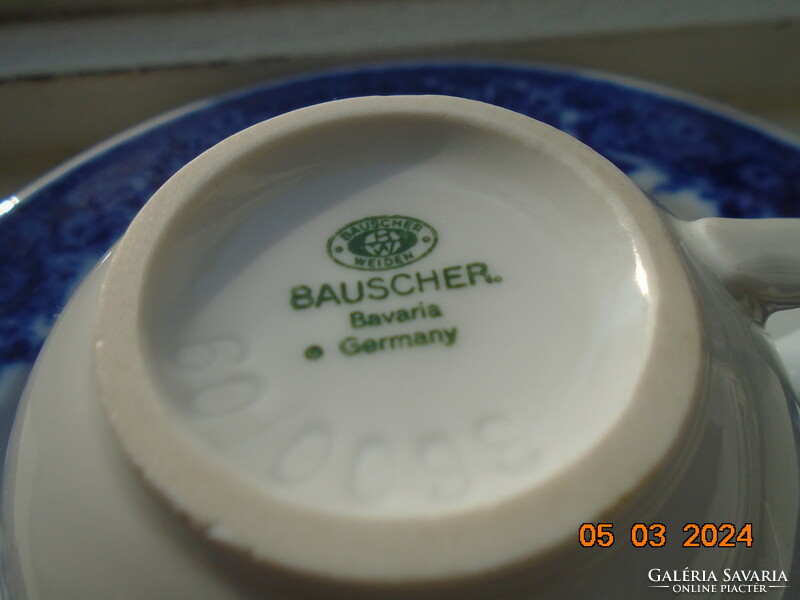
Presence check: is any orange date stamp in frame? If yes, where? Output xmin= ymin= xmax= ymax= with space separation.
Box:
xmin=578 ymin=523 xmax=753 ymax=548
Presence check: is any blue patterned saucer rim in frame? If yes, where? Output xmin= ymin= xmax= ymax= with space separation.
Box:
xmin=1 ymin=60 xmax=800 ymax=405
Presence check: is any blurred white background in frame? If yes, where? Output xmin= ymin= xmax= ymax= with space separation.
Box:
xmin=1 ymin=0 xmax=799 ymax=196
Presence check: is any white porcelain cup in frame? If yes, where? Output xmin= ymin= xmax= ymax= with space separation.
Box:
xmin=4 ymin=96 xmax=800 ymax=599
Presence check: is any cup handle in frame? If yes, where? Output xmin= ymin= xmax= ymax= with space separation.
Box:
xmin=678 ymin=217 xmax=800 ymax=321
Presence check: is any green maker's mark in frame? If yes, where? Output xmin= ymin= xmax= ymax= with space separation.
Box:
xmin=327 ymin=215 xmax=438 ymax=271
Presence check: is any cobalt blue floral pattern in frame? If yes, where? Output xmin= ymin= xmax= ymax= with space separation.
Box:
xmin=1 ymin=63 xmax=799 ymax=371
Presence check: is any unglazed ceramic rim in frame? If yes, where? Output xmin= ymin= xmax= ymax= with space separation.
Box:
xmin=93 ymin=95 xmax=703 ymax=583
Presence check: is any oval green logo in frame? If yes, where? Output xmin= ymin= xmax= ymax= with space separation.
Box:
xmin=327 ymin=215 xmax=438 ymax=271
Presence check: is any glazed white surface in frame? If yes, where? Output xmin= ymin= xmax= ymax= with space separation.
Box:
xmin=143 ymin=118 xmax=653 ymax=517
